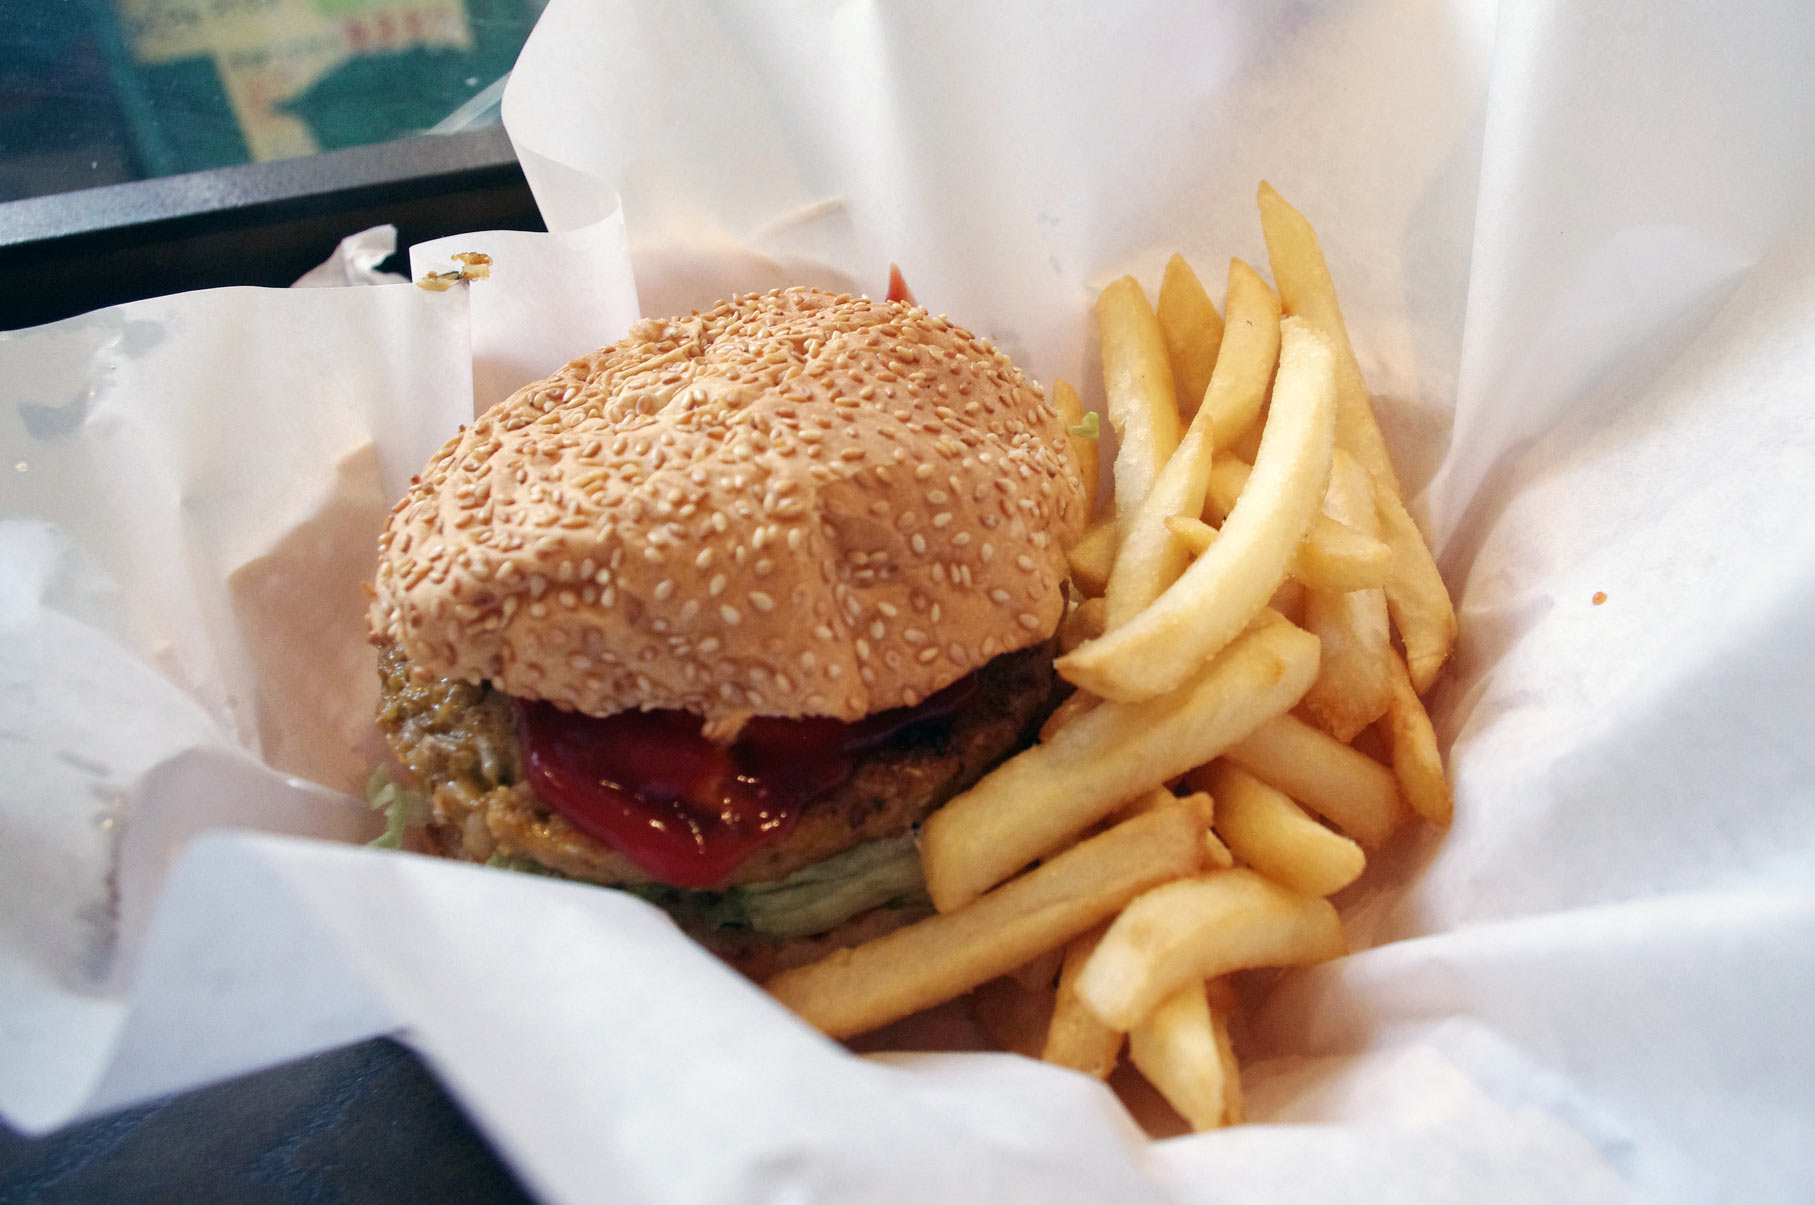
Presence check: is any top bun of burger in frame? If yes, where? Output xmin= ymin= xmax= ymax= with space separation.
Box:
xmin=370 ymin=287 xmax=1086 ymax=736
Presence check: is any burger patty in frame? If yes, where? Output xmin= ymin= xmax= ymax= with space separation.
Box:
xmin=375 ymin=641 xmax=1060 ymax=891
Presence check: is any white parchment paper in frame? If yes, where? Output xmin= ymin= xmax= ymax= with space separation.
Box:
xmin=4 ymin=1 xmax=1814 ymax=1202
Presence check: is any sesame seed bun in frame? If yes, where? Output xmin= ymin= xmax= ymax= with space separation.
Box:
xmin=369 ymin=287 xmax=1087 ymax=734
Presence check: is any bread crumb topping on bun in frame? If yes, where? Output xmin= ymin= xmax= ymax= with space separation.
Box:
xmin=370 ymin=287 xmax=1086 ymax=736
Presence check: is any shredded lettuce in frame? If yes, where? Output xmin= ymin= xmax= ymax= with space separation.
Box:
xmin=484 ymin=852 xmax=567 ymax=878
xmin=364 ymin=764 xmax=430 ymax=849
xmin=472 ymin=828 xmax=929 ymax=938
xmin=730 ymin=833 xmax=928 ymax=938
xmin=1067 ymin=411 xmax=1100 ymax=440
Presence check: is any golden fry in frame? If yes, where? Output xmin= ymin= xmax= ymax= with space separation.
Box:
xmin=1205 ymin=455 xmax=1391 ymax=592
xmin=1380 ymin=648 xmax=1453 ymax=827
xmin=1097 ymin=277 xmax=1182 ymax=517
xmin=1076 ymin=869 xmax=1345 ymax=1031
xmin=1103 ymin=262 xmax=1279 ymax=632
xmin=924 ymin=616 xmax=1319 ymax=911
xmin=1290 ymin=514 xmax=1393 ymax=592
xmin=1257 ymin=182 xmax=1455 ymax=686
xmin=1217 ymin=714 xmax=1408 ymax=848
xmin=1156 ymin=254 xmax=1224 ymax=419
xmin=1375 ymin=485 xmax=1457 ymax=693
xmin=1042 ymin=923 xmax=1124 ymax=1079
xmin=1058 ymin=320 xmax=1335 ymax=702
xmin=1200 ymin=761 xmax=1365 ymax=896
xmin=1165 ymin=513 xmax=1218 ymax=556
xmin=1067 ymin=519 xmax=1118 ymax=597
xmin=1039 ymin=687 xmax=1101 ymax=742
xmin=1268 ymin=576 xmax=1307 ymax=626
xmin=1129 ymin=981 xmax=1229 ymax=1131
xmin=1199 ymin=261 xmax=1280 ymax=450
xmin=1300 ymin=449 xmax=1393 ymax=740
xmin=1057 ymin=596 xmax=1108 ymax=656
xmin=1209 ymin=993 xmax=1243 ymax=1125
xmin=766 ymin=806 xmax=1207 ymax=1039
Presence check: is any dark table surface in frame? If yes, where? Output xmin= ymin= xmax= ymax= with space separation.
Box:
xmin=0 ymin=1039 xmax=537 ymax=1205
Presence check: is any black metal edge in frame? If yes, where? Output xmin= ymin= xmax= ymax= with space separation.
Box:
xmin=0 ymin=125 xmax=523 ymax=251
xmin=0 ymin=124 xmax=546 ymax=331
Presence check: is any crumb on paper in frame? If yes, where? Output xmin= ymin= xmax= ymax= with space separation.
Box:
xmin=1592 ymin=591 xmax=1608 ymax=606
xmin=416 ymin=251 xmax=494 ymax=292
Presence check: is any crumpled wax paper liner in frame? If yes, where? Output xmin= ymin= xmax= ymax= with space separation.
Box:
xmin=4 ymin=1 xmax=1814 ymax=1202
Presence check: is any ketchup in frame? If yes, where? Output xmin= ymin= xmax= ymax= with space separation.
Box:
xmin=518 ymin=675 xmax=976 ymax=888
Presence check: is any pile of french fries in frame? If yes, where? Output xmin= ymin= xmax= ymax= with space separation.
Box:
xmin=767 ymin=184 xmax=1456 ymax=1132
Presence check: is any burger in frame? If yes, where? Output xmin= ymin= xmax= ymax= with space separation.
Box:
xmin=368 ymin=286 xmax=1087 ymax=977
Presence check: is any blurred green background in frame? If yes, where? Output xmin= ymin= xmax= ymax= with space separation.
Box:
xmin=0 ymin=0 xmax=547 ymax=202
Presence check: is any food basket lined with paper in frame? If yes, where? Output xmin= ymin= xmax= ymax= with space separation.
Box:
xmin=2 ymin=1 xmax=1812 ymax=1202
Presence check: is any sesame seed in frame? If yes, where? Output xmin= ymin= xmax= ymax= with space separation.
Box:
xmin=1017 ymin=612 xmax=1042 ymax=630
xmin=719 ymin=604 xmax=742 ymax=625
xmin=749 ymin=591 xmax=775 ymax=612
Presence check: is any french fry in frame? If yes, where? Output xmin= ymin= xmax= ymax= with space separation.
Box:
xmin=1257 ymin=182 xmax=1456 ymax=688
xmin=972 ymin=974 xmax=1057 ymax=1059
xmin=924 ymin=615 xmax=1319 ymax=911
xmin=1165 ymin=513 xmax=1218 ymax=556
xmin=1203 ymin=828 xmax=1236 ymax=871
xmin=1097 ymin=277 xmax=1182 ymax=517
xmin=1156 ymin=254 xmax=1224 ymax=418
xmin=1067 ymin=519 xmax=1118 ymax=596
xmin=1042 ymin=923 xmax=1124 ymax=1079
xmin=1113 ymin=789 xmax=1233 ymax=869
xmin=1267 ymin=577 xmax=1306 ymax=626
xmin=1052 ymin=378 xmax=1099 ymax=520
xmin=1290 ymin=514 xmax=1393 ymax=592
xmin=1128 ymin=981 xmax=1229 ymax=1131
xmin=1205 ymin=456 xmax=1392 ymax=592
xmin=1039 ymin=687 xmax=1101 ymax=742
xmin=1103 ymin=261 xmax=1280 ymax=631
xmin=1115 ymin=786 xmax=1205 ymax=823
xmin=766 ymin=806 xmax=1208 ymax=1039
xmin=1300 ymin=449 xmax=1393 ymax=740
xmin=1012 ymin=947 xmax=1066 ymax=993
xmin=1209 ymin=994 xmax=1243 ymax=1125
xmin=1216 ymin=714 xmax=1408 ymax=848
xmin=1200 ymin=761 xmax=1365 ymax=896
xmin=1375 ymin=485 xmax=1457 ymax=694
xmin=1057 ymin=320 xmax=1336 ymax=702
xmin=1198 ymin=261 xmax=1280 ymax=451
xmin=1076 ymin=869 xmax=1345 ymax=1031
xmin=1380 ymin=648 xmax=1453 ymax=827
xmin=1224 ymin=411 xmax=1266 ymax=464
xmin=1057 ymin=596 xmax=1108 ymax=656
